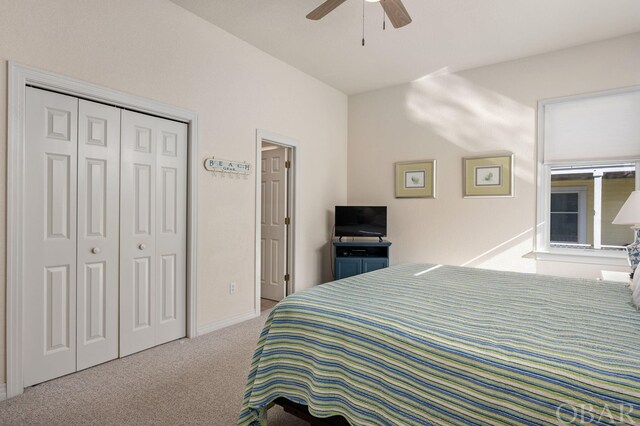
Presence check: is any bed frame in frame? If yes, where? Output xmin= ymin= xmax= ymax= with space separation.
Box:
xmin=274 ymin=398 xmax=349 ymax=425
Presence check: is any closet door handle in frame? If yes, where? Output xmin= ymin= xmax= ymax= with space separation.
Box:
xmin=138 ymin=243 xmax=146 ymax=250
xmin=91 ymin=247 xmax=101 ymax=254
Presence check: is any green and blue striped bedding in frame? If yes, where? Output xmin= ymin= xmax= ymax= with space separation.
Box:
xmin=238 ymin=264 xmax=640 ymax=425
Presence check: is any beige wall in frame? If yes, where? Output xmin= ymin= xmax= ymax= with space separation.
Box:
xmin=348 ymin=33 xmax=640 ymax=277
xmin=0 ymin=0 xmax=348 ymax=384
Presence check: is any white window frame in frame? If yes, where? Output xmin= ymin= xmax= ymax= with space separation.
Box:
xmin=536 ymin=89 xmax=640 ymax=266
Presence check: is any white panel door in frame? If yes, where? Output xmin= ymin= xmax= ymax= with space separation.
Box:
xmin=261 ymin=147 xmax=287 ymax=301
xmin=24 ymin=87 xmax=78 ymax=386
xmin=120 ymin=110 xmax=186 ymax=356
xmin=120 ymin=110 xmax=157 ymax=356
xmin=76 ymin=100 xmax=120 ymax=370
xmin=155 ymin=118 xmax=187 ymax=345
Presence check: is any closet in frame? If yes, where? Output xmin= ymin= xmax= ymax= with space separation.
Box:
xmin=23 ymin=87 xmax=187 ymax=387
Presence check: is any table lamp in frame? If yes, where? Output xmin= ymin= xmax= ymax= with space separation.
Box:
xmin=613 ymin=190 xmax=640 ymax=277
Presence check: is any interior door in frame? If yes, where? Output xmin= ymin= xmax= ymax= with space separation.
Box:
xmin=24 ymin=87 xmax=78 ymax=386
xmin=155 ymin=118 xmax=187 ymax=346
xmin=76 ymin=99 xmax=120 ymax=370
xmin=120 ymin=110 xmax=157 ymax=356
xmin=120 ymin=110 xmax=187 ymax=356
xmin=261 ymin=147 xmax=288 ymax=301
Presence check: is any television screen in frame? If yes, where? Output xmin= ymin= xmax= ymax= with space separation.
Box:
xmin=335 ymin=206 xmax=387 ymax=237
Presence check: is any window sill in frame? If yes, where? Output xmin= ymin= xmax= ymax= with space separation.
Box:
xmin=534 ymin=248 xmax=629 ymax=266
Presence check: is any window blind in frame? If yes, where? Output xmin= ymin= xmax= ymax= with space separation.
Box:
xmin=543 ymin=88 xmax=640 ymax=164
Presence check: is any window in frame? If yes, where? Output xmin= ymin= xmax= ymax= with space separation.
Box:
xmin=549 ymin=165 xmax=636 ymax=251
xmin=550 ymin=186 xmax=587 ymax=245
xmin=536 ymin=86 xmax=640 ymax=264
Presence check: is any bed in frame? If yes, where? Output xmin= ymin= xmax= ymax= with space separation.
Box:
xmin=238 ymin=264 xmax=640 ymax=425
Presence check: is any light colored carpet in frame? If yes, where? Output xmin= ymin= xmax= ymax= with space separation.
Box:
xmin=0 ymin=310 xmax=307 ymax=425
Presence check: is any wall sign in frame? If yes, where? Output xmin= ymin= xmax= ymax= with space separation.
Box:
xmin=204 ymin=158 xmax=252 ymax=175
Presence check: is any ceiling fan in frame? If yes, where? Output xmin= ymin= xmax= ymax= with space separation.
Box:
xmin=306 ymin=0 xmax=412 ymax=29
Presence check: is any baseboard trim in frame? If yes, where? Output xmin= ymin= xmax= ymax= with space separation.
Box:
xmin=0 ymin=383 xmax=7 ymax=401
xmin=197 ymin=310 xmax=259 ymax=336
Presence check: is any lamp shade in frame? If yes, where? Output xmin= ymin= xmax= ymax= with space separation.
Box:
xmin=613 ymin=190 xmax=640 ymax=226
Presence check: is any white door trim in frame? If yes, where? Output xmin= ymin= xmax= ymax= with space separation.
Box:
xmin=7 ymin=62 xmax=199 ymax=398
xmin=255 ymin=130 xmax=299 ymax=315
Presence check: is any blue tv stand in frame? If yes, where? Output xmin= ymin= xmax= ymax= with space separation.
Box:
xmin=333 ymin=240 xmax=391 ymax=280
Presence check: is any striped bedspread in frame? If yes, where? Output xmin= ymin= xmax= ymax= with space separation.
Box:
xmin=238 ymin=264 xmax=640 ymax=425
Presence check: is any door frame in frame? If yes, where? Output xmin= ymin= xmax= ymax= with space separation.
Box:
xmin=7 ymin=62 xmax=199 ymax=398
xmin=255 ymin=130 xmax=299 ymax=314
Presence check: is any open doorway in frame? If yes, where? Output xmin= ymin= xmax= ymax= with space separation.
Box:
xmin=255 ymin=131 xmax=298 ymax=312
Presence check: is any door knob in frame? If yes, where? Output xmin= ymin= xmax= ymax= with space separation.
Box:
xmin=138 ymin=243 xmax=146 ymax=250
xmin=91 ymin=247 xmax=101 ymax=254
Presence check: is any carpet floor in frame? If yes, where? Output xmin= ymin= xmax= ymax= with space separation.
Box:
xmin=0 ymin=310 xmax=307 ymax=425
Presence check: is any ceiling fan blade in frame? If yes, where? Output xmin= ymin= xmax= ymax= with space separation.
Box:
xmin=306 ymin=0 xmax=347 ymax=20
xmin=380 ymin=0 xmax=412 ymax=28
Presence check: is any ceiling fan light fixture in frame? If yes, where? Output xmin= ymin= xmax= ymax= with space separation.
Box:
xmin=307 ymin=0 xmax=411 ymax=29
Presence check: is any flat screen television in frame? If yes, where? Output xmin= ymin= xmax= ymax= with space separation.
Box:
xmin=335 ymin=206 xmax=387 ymax=238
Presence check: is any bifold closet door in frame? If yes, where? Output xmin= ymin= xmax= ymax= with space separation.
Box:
xmin=24 ymin=88 xmax=121 ymax=386
xmin=24 ymin=88 xmax=79 ymax=387
xmin=76 ymin=99 xmax=121 ymax=371
xmin=120 ymin=110 xmax=187 ymax=356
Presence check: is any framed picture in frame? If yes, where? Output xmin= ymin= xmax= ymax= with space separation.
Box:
xmin=463 ymin=154 xmax=514 ymax=197
xmin=395 ymin=160 xmax=436 ymax=198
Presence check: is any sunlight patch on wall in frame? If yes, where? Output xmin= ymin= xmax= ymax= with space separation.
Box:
xmin=461 ymin=227 xmax=536 ymax=273
xmin=476 ymin=239 xmax=536 ymax=273
xmin=405 ymin=68 xmax=535 ymax=184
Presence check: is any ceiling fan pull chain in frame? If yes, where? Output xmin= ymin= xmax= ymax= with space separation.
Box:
xmin=362 ymin=0 xmax=366 ymax=46
xmin=383 ymin=7 xmax=386 ymax=30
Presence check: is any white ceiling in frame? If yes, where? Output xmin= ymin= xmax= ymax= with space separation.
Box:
xmin=171 ymin=0 xmax=640 ymax=95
